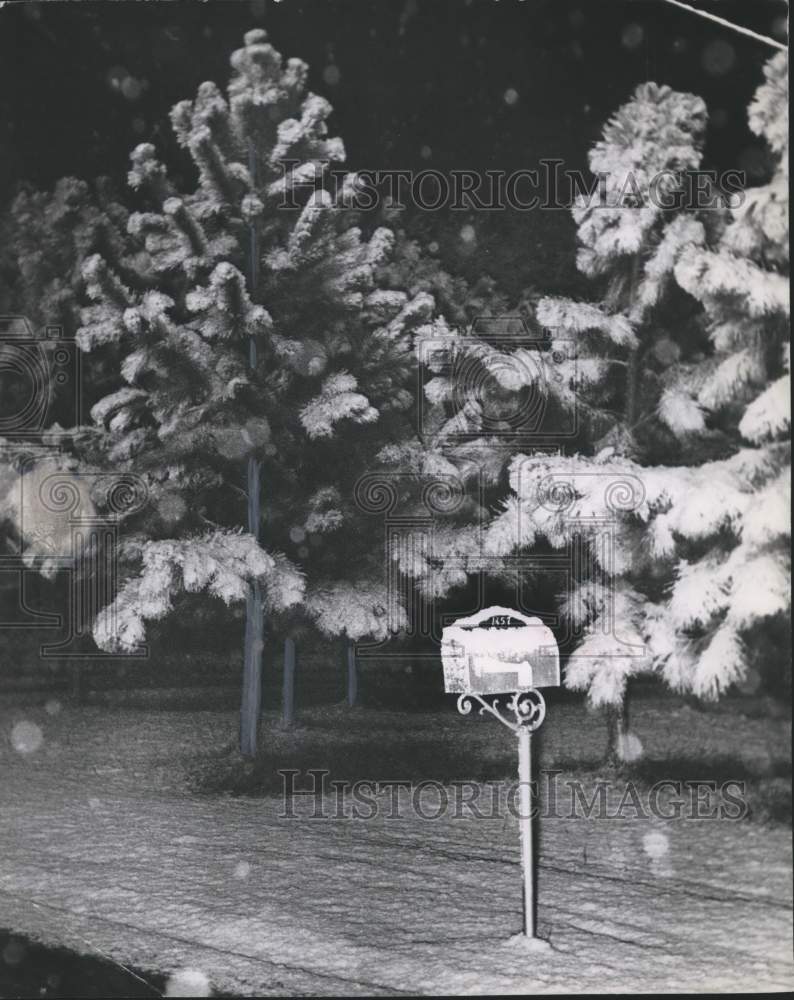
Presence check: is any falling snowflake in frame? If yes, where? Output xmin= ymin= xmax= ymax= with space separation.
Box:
xmin=10 ymin=720 xmax=43 ymax=755
xmin=121 ymin=76 xmax=144 ymax=101
xmin=420 ymin=144 xmax=432 ymax=159
xmin=289 ymin=526 xmax=306 ymax=544
xmin=106 ymin=65 xmax=129 ymax=91
xmin=642 ymin=830 xmax=670 ymax=859
xmin=2 ymin=939 xmax=25 ymax=967
xmin=621 ymin=23 xmax=644 ymax=50
xmin=702 ymin=39 xmax=736 ymax=76
xmin=44 ymin=699 xmax=62 ymax=716
xmin=234 ymin=860 xmax=252 ymax=879
xmin=323 ymin=64 xmax=341 ymax=87
xmin=460 ymin=223 xmax=477 ymax=246
xmin=503 ymin=88 xmax=519 ymax=107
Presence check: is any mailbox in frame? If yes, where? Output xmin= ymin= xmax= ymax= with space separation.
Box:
xmin=441 ymin=606 xmax=560 ymax=695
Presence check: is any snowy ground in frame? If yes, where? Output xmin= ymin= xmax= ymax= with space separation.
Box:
xmin=0 ymin=698 xmax=791 ymax=996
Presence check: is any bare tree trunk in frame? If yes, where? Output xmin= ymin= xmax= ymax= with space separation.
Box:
xmin=346 ymin=640 xmax=358 ymax=708
xmin=601 ymin=258 xmax=642 ymax=766
xmin=240 ymin=139 xmax=264 ymax=758
xmin=282 ymin=637 xmax=296 ymax=727
xmin=240 ymin=456 xmax=263 ymax=757
xmin=604 ymin=699 xmax=630 ymax=766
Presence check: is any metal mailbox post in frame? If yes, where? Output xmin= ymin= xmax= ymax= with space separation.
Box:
xmin=441 ymin=606 xmax=560 ymax=950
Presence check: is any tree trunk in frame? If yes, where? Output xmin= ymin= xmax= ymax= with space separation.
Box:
xmin=602 ymin=258 xmax=641 ymax=767
xmin=604 ymin=699 xmax=630 ymax=766
xmin=240 ymin=581 xmax=263 ymax=756
xmin=282 ymin=637 xmax=296 ymax=727
xmin=626 ymin=347 xmax=640 ymax=431
xmin=346 ymin=640 xmax=358 ymax=708
xmin=240 ymin=139 xmax=264 ymax=758
xmin=624 ymin=254 xmax=643 ymax=430
xmin=240 ymin=454 xmax=264 ymax=757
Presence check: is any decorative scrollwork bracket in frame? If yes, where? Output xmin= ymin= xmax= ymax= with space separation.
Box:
xmin=457 ymin=689 xmax=546 ymax=735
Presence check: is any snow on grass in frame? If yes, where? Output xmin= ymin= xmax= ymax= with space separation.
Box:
xmin=0 ymin=698 xmax=791 ymax=995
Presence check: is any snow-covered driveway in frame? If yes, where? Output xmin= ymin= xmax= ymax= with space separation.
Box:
xmin=1 ymin=705 xmax=791 ymax=995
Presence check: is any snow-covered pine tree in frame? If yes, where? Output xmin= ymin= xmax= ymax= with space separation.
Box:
xmin=71 ymin=29 xmax=434 ymax=754
xmin=366 ymin=205 xmax=567 ymax=601
xmin=488 ymin=58 xmax=789 ymax=757
xmin=0 ymin=180 xmax=130 ymax=643
xmin=527 ymin=81 xmax=716 ymax=759
xmin=2 ymin=177 xmax=131 ymax=339
xmin=660 ymin=51 xmax=790 ymax=702
xmin=377 ymin=82 xmax=714 ymax=763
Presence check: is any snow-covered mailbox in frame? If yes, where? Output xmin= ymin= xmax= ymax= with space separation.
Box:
xmin=442 ymin=606 xmax=559 ymax=951
xmin=441 ymin=606 xmax=560 ymax=696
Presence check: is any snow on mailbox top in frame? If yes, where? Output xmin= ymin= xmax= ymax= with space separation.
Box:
xmin=441 ymin=606 xmax=560 ymax=695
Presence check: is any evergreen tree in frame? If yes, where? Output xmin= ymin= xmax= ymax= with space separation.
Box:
xmin=0 ymin=181 xmax=130 ymax=687
xmin=528 ymin=80 xmax=716 ymax=759
xmin=58 ymin=29 xmax=432 ymax=754
xmin=2 ymin=176 xmax=131 ymax=338
xmin=399 ymin=63 xmax=788 ymax=761
xmin=659 ymin=51 xmax=790 ymax=701
xmin=490 ymin=58 xmax=789 ymax=755
xmin=383 ymin=83 xmax=713 ymax=761
xmin=371 ymin=213 xmax=561 ymax=595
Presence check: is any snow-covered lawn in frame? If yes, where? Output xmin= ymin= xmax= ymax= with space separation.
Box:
xmin=0 ymin=699 xmax=791 ymax=995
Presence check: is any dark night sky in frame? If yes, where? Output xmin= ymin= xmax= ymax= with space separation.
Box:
xmin=0 ymin=0 xmax=787 ymax=294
